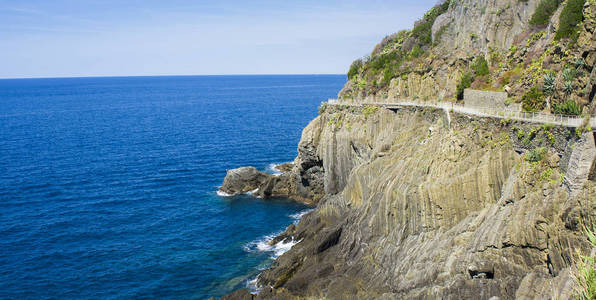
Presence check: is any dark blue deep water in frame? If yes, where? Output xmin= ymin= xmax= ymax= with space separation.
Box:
xmin=0 ymin=75 xmax=345 ymax=299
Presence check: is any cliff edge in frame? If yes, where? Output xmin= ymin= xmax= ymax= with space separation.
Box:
xmin=220 ymin=0 xmax=596 ymax=298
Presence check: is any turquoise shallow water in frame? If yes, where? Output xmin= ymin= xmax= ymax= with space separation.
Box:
xmin=0 ymin=75 xmax=346 ymax=299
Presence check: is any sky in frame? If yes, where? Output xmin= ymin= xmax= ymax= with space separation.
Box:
xmin=0 ymin=0 xmax=438 ymax=78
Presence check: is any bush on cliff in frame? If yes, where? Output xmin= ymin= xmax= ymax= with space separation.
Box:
xmin=574 ymin=226 xmax=596 ymax=300
xmin=525 ymin=147 xmax=546 ymax=162
xmin=411 ymin=0 xmax=450 ymax=47
xmin=456 ymin=72 xmax=474 ymax=100
xmin=522 ymin=87 xmax=546 ymax=111
xmin=348 ymin=59 xmax=363 ymax=80
xmin=555 ymin=0 xmax=586 ymax=41
xmin=552 ymin=100 xmax=581 ymax=115
xmin=472 ymin=57 xmax=490 ymax=77
xmin=530 ymin=0 xmax=561 ymax=26
xmin=347 ymin=1 xmax=450 ymax=87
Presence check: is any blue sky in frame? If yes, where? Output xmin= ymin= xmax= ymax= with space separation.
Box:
xmin=0 ymin=0 xmax=438 ymax=78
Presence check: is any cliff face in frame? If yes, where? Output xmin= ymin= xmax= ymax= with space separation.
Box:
xmin=220 ymin=0 xmax=596 ymax=299
xmin=340 ymin=0 xmax=595 ymax=114
xmin=253 ymin=106 xmax=595 ymax=299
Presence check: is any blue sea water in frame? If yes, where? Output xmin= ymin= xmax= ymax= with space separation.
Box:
xmin=0 ymin=75 xmax=345 ymax=299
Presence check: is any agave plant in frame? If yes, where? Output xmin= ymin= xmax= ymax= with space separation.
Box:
xmin=573 ymin=57 xmax=586 ymax=69
xmin=562 ymin=68 xmax=576 ymax=82
xmin=553 ymin=100 xmax=581 ymax=115
xmin=543 ymin=72 xmax=556 ymax=95
xmin=563 ymin=81 xmax=574 ymax=95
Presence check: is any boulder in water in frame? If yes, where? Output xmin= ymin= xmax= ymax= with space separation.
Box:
xmin=219 ymin=167 xmax=270 ymax=195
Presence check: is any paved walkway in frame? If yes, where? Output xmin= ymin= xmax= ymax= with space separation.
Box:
xmin=327 ymin=99 xmax=595 ymax=129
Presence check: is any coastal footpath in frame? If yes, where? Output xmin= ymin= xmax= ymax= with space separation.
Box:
xmin=219 ymin=0 xmax=596 ymax=298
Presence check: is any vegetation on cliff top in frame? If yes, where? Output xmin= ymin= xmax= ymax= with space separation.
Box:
xmin=410 ymin=0 xmax=450 ymax=47
xmin=345 ymin=0 xmax=450 ymax=88
xmin=341 ymin=0 xmax=593 ymax=116
xmin=556 ymin=0 xmax=586 ymax=41
xmin=530 ymin=0 xmax=561 ymax=26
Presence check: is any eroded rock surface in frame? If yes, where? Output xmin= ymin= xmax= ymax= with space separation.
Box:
xmin=219 ymin=167 xmax=269 ymax=195
xmin=218 ymin=0 xmax=596 ymax=297
xmin=241 ymin=106 xmax=595 ymax=300
xmin=219 ymin=117 xmax=326 ymax=205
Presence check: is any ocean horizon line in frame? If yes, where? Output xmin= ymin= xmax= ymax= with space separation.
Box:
xmin=0 ymin=73 xmax=346 ymax=81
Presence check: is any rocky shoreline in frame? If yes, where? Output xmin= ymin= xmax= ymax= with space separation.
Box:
xmin=215 ymin=105 xmax=594 ymax=299
xmin=214 ymin=0 xmax=596 ymax=298
xmin=219 ymin=116 xmax=327 ymax=206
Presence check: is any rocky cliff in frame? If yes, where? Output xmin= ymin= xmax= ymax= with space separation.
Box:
xmin=227 ymin=104 xmax=594 ymax=300
xmin=340 ymin=0 xmax=595 ymax=114
xmin=219 ymin=0 xmax=596 ymax=299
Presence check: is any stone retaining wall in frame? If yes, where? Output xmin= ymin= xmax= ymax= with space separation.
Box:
xmin=464 ymin=89 xmax=508 ymax=110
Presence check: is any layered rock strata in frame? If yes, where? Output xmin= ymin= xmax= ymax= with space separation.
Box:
xmin=222 ymin=105 xmax=595 ymax=299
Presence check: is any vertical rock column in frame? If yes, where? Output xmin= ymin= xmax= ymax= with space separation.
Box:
xmin=565 ymin=132 xmax=596 ymax=196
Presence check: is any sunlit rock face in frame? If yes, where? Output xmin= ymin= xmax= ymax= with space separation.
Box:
xmin=221 ymin=0 xmax=596 ymax=298
xmin=251 ymin=105 xmax=594 ymax=299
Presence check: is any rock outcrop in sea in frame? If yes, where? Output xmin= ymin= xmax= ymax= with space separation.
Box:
xmin=219 ymin=0 xmax=596 ymax=298
xmin=219 ymin=119 xmax=326 ymax=205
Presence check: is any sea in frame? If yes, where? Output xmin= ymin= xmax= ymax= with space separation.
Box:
xmin=0 ymin=75 xmax=346 ymax=299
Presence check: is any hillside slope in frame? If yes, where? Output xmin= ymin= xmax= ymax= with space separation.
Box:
xmin=340 ymin=0 xmax=594 ymax=115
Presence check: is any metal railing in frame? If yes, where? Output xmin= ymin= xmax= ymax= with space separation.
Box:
xmin=326 ymin=98 xmax=594 ymax=128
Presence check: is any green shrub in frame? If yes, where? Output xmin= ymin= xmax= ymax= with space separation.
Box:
xmin=522 ymin=87 xmax=546 ymax=111
xmin=472 ymin=56 xmax=490 ymax=76
xmin=552 ymin=100 xmax=581 ymax=115
xmin=364 ymin=50 xmax=406 ymax=85
xmin=526 ymin=147 xmax=546 ymax=162
xmin=383 ymin=67 xmax=396 ymax=85
xmin=361 ymin=105 xmax=378 ymax=119
xmin=563 ymin=81 xmax=574 ymax=95
xmin=456 ymin=72 xmax=474 ymax=100
xmin=348 ymin=58 xmax=363 ymax=80
xmin=411 ymin=1 xmax=450 ymax=47
xmin=368 ymin=51 xmax=403 ymax=72
xmin=530 ymin=0 xmax=561 ymax=26
xmin=574 ymin=226 xmax=596 ymax=300
xmin=410 ymin=45 xmax=423 ymax=58
xmin=555 ymin=0 xmax=586 ymax=41
xmin=563 ymin=68 xmax=576 ymax=81
xmin=574 ymin=57 xmax=586 ymax=69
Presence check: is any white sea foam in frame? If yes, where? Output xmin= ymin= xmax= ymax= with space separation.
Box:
xmin=266 ymin=163 xmax=282 ymax=176
xmin=255 ymin=238 xmax=299 ymax=258
xmin=216 ymin=190 xmax=232 ymax=197
xmin=246 ymin=188 xmax=258 ymax=195
xmin=271 ymin=239 xmax=299 ymax=258
xmin=244 ymin=232 xmax=300 ymax=258
xmin=246 ymin=274 xmax=260 ymax=293
xmin=289 ymin=209 xmax=314 ymax=224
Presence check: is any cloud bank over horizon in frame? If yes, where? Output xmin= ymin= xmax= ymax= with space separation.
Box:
xmin=0 ymin=0 xmax=438 ymax=78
